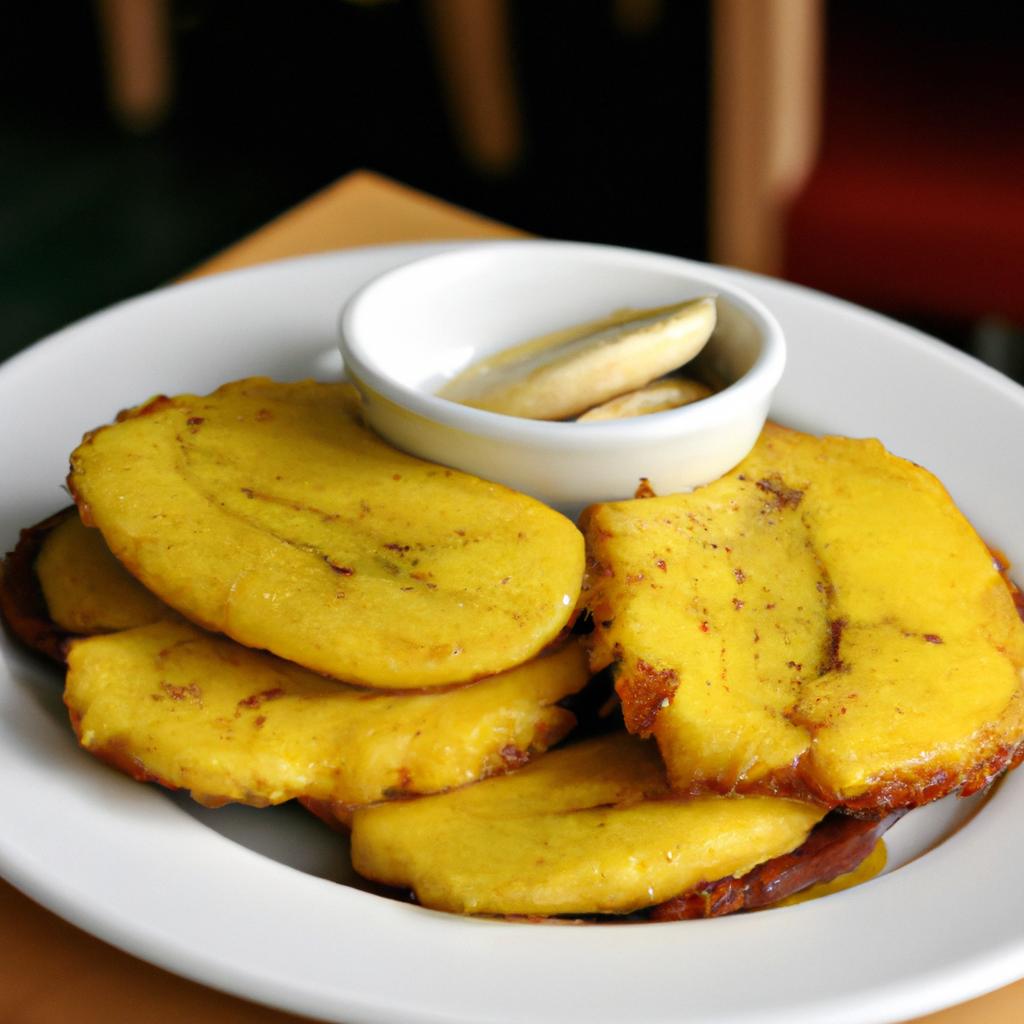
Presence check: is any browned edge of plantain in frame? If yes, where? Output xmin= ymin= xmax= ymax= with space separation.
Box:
xmin=360 ymin=807 xmax=903 ymax=924
xmin=585 ymin=542 xmax=1024 ymax=815
xmin=0 ymin=507 xmax=77 ymax=662
xmin=649 ymin=809 xmax=905 ymax=920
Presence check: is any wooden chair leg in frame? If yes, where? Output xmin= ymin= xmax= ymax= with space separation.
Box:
xmin=611 ymin=0 xmax=664 ymax=36
xmin=425 ymin=0 xmax=524 ymax=176
xmin=710 ymin=0 xmax=823 ymax=274
xmin=95 ymin=0 xmax=174 ymax=133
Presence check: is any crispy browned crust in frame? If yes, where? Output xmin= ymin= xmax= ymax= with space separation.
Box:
xmin=662 ymin=754 xmax=824 ymax=807
xmin=806 ymin=737 xmax=1024 ymax=813
xmin=993 ymin=547 xmax=1024 ymax=622
xmin=654 ymin=724 xmax=1024 ymax=815
xmin=693 ymin=717 xmax=1024 ymax=814
xmin=0 ymin=507 xmax=77 ymax=662
xmin=649 ymin=810 xmax=904 ymax=920
xmin=619 ymin=658 xmax=678 ymax=736
xmin=299 ymin=796 xmax=355 ymax=832
xmin=65 ymin=703 xmax=173 ymax=788
xmin=65 ymin=699 xmax=269 ymax=809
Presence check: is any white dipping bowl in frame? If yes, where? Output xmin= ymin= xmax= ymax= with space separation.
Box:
xmin=339 ymin=240 xmax=785 ymax=516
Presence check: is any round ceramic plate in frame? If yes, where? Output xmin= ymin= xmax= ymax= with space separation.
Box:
xmin=2 ymin=242 xmax=1024 ymax=1024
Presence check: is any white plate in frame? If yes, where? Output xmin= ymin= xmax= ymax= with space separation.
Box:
xmin=2 ymin=242 xmax=1024 ymax=1024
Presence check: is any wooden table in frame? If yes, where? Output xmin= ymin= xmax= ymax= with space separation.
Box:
xmin=0 ymin=169 xmax=1020 ymax=1024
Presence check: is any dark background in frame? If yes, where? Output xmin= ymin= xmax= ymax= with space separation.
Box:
xmin=1 ymin=1 xmax=1021 ymax=380
xmin=0 ymin=0 xmax=710 ymax=361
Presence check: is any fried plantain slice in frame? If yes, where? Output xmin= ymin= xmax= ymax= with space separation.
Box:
xmin=583 ymin=424 xmax=1024 ymax=811
xmin=650 ymin=810 xmax=903 ymax=920
xmin=65 ymin=619 xmax=589 ymax=810
xmin=1 ymin=509 xmax=76 ymax=661
xmin=36 ymin=509 xmax=169 ymax=634
xmin=1 ymin=508 xmax=171 ymax=661
xmin=350 ymin=732 xmax=825 ymax=917
xmin=68 ymin=379 xmax=584 ymax=688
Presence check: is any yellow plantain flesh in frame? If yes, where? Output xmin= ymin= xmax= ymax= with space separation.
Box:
xmin=583 ymin=424 xmax=1024 ymax=809
xmin=65 ymin=619 xmax=589 ymax=810
xmin=36 ymin=511 xmax=169 ymax=634
xmin=350 ymin=732 xmax=825 ymax=916
xmin=68 ymin=379 xmax=584 ymax=689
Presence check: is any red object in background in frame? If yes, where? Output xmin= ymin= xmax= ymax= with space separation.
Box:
xmin=783 ymin=9 xmax=1024 ymax=323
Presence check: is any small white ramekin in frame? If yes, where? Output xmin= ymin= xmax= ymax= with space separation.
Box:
xmin=339 ymin=240 xmax=785 ymax=516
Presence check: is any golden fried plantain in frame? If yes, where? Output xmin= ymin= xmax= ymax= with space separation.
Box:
xmin=1 ymin=508 xmax=171 ymax=661
xmin=68 ymin=379 xmax=584 ymax=688
xmin=650 ymin=810 xmax=901 ymax=919
xmin=1 ymin=509 xmax=78 ymax=661
xmin=350 ymin=732 xmax=825 ymax=916
xmin=65 ymin=619 xmax=589 ymax=811
xmin=37 ymin=509 xmax=168 ymax=634
xmin=583 ymin=424 xmax=1024 ymax=810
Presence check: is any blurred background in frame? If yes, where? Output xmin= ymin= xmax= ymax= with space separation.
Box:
xmin=1 ymin=0 xmax=1021 ymax=380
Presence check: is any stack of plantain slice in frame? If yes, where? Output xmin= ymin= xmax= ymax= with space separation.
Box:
xmin=4 ymin=379 xmax=1023 ymax=921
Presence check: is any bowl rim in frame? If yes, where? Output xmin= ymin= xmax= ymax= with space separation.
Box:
xmin=338 ymin=239 xmax=786 ymax=445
